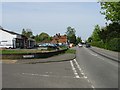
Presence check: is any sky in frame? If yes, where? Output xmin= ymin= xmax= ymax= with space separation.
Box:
xmin=1 ymin=2 xmax=107 ymax=40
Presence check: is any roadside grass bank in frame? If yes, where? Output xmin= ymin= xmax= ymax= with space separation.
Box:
xmin=0 ymin=48 xmax=76 ymax=55
xmin=65 ymin=49 xmax=76 ymax=54
xmin=0 ymin=48 xmax=68 ymax=59
xmin=0 ymin=49 xmax=49 ymax=54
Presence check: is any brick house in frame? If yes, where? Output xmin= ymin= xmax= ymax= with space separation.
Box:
xmin=51 ymin=33 xmax=67 ymax=45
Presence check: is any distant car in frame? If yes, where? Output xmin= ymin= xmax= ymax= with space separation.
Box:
xmin=78 ymin=43 xmax=83 ymax=47
xmin=85 ymin=43 xmax=91 ymax=48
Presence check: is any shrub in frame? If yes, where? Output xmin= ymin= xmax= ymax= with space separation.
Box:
xmin=91 ymin=41 xmax=105 ymax=48
xmin=106 ymin=38 xmax=120 ymax=52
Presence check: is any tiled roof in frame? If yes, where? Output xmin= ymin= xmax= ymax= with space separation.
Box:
xmin=51 ymin=34 xmax=67 ymax=44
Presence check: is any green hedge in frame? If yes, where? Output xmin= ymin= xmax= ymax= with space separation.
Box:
xmin=91 ymin=41 xmax=105 ymax=48
xmin=105 ymin=38 xmax=120 ymax=52
xmin=91 ymin=38 xmax=120 ymax=52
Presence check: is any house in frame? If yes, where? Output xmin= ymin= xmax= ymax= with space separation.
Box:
xmin=0 ymin=27 xmax=35 ymax=49
xmin=51 ymin=33 xmax=67 ymax=45
xmin=27 ymin=38 xmax=36 ymax=48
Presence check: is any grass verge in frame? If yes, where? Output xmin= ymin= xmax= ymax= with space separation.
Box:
xmin=65 ymin=49 xmax=76 ymax=54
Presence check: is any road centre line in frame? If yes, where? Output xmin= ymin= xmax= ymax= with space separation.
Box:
xmin=70 ymin=60 xmax=80 ymax=78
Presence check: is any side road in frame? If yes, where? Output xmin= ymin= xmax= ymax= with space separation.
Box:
xmin=2 ymin=53 xmax=76 ymax=64
xmin=89 ymin=46 xmax=119 ymax=62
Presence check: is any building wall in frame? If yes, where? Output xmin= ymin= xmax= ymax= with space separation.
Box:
xmin=0 ymin=29 xmax=17 ymax=48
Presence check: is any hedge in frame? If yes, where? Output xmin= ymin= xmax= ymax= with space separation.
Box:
xmin=105 ymin=38 xmax=120 ymax=52
xmin=91 ymin=38 xmax=120 ymax=52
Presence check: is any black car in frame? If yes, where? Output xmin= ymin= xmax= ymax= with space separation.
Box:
xmin=85 ymin=43 xmax=91 ymax=48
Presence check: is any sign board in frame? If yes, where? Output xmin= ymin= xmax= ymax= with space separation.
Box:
xmin=23 ymin=55 xmax=34 ymax=58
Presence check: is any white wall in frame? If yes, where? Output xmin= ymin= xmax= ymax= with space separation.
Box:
xmin=0 ymin=29 xmax=17 ymax=47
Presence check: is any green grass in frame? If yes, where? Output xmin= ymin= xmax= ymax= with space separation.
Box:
xmin=0 ymin=49 xmax=44 ymax=54
xmin=65 ymin=49 xmax=76 ymax=54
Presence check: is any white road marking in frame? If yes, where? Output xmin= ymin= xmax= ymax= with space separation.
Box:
xmin=22 ymin=73 xmax=82 ymax=79
xmin=91 ymin=53 xmax=97 ymax=56
xmin=73 ymin=59 xmax=82 ymax=71
xmin=97 ymin=56 xmax=104 ymax=60
xmin=84 ymin=47 xmax=105 ymax=61
xmin=91 ymin=85 xmax=95 ymax=88
xmin=73 ymin=59 xmax=95 ymax=88
xmin=84 ymin=47 xmax=97 ymax=56
xmin=73 ymin=59 xmax=88 ymax=79
xmin=70 ymin=60 xmax=80 ymax=78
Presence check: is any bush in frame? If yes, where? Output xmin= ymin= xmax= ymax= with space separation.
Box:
xmin=91 ymin=38 xmax=120 ymax=52
xmin=91 ymin=41 xmax=105 ymax=48
xmin=105 ymin=38 xmax=120 ymax=52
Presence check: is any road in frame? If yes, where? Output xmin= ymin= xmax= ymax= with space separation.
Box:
xmin=2 ymin=46 xmax=119 ymax=88
xmin=76 ymin=46 xmax=118 ymax=88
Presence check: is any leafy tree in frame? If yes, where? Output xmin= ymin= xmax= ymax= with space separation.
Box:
xmin=76 ymin=36 xmax=82 ymax=44
xmin=35 ymin=32 xmax=52 ymax=43
xmin=22 ymin=28 xmax=33 ymax=38
xmin=39 ymin=32 xmax=50 ymax=41
xmin=100 ymin=2 xmax=120 ymax=23
xmin=87 ymin=37 xmax=93 ymax=43
xmin=35 ymin=34 xmax=40 ymax=43
xmin=66 ymin=26 xmax=76 ymax=44
xmin=98 ymin=22 xmax=120 ymax=43
xmin=91 ymin=25 xmax=101 ymax=42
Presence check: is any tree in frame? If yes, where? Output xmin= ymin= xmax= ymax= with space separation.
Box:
xmin=22 ymin=28 xmax=33 ymax=38
xmin=87 ymin=37 xmax=93 ymax=43
xmin=66 ymin=26 xmax=76 ymax=44
xmin=39 ymin=32 xmax=50 ymax=42
xmin=76 ymin=36 xmax=82 ymax=44
xmin=22 ymin=28 xmax=26 ymax=36
xmin=99 ymin=22 xmax=120 ymax=43
xmin=35 ymin=34 xmax=40 ymax=43
xmin=91 ymin=25 xmax=101 ymax=42
xmin=34 ymin=32 xmax=52 ymax=43
xmin=100 ymin=2 xmax=120 ymax=23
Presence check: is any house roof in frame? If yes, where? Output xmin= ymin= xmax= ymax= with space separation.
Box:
xmin=51 ymin=34 xmax=67 ymax=44
xmin=1 ymin=28 xmax=21 ymax=35
xmin=0 ymin=28 xmax=27 ymax=38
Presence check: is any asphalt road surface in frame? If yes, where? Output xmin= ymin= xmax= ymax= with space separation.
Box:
xmin=76 ymin=46 xmax=118 ymax=88
xmin=2 ymin=46 xmax=118 ymax=88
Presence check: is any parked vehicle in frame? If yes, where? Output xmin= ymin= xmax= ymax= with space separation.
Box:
xmin=0 ymin=44 xmax=13 ymax=49
xmin=38 ymin=43 xmax=59 ymax=50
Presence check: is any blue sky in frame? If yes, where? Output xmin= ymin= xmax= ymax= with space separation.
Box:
xmin=1 ymin=2 xmax=106 ymax=40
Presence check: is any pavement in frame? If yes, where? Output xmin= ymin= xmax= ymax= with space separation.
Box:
xmin=89 ymin=46 xmax=119 ymax=62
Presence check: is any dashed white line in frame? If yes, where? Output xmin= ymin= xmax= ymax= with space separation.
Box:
xmin=70 ymin=60 xmax=80 ymax=78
